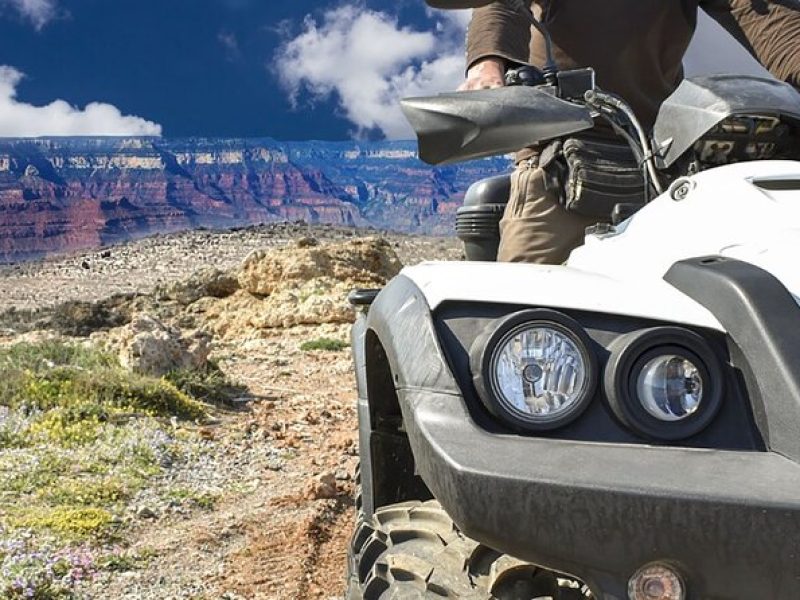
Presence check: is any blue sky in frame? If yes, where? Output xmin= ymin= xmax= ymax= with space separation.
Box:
xmin=0 ymin=0 xmax=470 ymax=139
xmin=0 ymin=0 xmax=764 ymax=140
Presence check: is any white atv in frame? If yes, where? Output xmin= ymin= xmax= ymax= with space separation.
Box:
xmin=345 ymin=3 xmax=800 ymax=598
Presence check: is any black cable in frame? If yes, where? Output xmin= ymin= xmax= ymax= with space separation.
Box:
xmin=503 ymin=0 xmax=558 ymax=83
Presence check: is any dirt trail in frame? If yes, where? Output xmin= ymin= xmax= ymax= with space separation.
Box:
xmin=212 ymin=331 xmax=359 ymax=599
xmin=87 ymin=326 xmax=360 ymax=600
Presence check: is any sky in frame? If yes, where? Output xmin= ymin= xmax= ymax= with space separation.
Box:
xmin=0 ymin=0 xmax=767 ymax=141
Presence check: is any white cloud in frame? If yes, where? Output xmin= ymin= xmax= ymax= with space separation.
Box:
xmin=218 ymin=30 xmax=242 ymax=61
xmin=427 ymin=7 xmax=471 ymax=34
xmin=276 ymin=4 xmax=777 ymax=140
xmin=1 ymin=0 xmax=58 ymax=30
xmin=0 ymin=66 xmax=163 ymax=137
xmin=275 ymin=5 xmax=469 ymax=140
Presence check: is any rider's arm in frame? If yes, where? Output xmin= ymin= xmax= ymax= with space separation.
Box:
xmin=466 ymin=2 xmax=532 ymax=73
xmin=702 ymin=0 xmax=800 ymax=88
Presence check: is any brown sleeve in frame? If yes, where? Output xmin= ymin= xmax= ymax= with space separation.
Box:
xmin=466 ymin=2 xmax=532 ymax=70
xmin=701 ymin=0 xmax=800 ymax=87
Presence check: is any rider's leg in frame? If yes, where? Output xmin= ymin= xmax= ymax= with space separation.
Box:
xmin=497 ymin=163 xmax=597 ymax=264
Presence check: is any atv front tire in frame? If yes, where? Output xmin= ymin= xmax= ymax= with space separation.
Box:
xmin=346 ymin=500 xmax=587 ymax=599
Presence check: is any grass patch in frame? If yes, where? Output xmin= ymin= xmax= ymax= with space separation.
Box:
xmin=165 ymin=361 xmax=248 ymax=406
xmin=0 ymin=340 xmax=234 ymax=549
xmin=8 ymin=507 xmax=113 ymax=539
xmin=165 ymin=487 xmax=219 ymax=510
xmin=39 ymin=477 xmax=132 ymax=507
xmin=1 ymin=451 xmax=68 ymax=495
xmin=0 ymin=426 xmax=161 ymax=543
xmin=98 ymin=547 xmax=157 ymax=573
xmin=0 ymin=342 xmax=207 ymax=453
xmin=0 ymin=339 xmax=117 ymax=373
xmin=300 ymin=337 xmax=349 ymax=352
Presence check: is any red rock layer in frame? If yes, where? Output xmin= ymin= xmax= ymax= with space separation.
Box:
xmin=0 ymin=139 xmax=504 ymax=261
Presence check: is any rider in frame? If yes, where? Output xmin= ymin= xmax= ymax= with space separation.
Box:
xmin=458 ymin=0 xmax=800 ymax=264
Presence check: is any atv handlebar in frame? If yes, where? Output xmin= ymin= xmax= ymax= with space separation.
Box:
xmin=426 ymin=0 xmax=661 ymax=195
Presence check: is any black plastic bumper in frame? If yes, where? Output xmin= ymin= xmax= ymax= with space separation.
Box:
xmin=401 ymin=387 xmax=800 ymax=600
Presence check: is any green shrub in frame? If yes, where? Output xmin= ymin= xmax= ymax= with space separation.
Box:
xmin=165 ymin=361 xmax=247 ymax=406
xmin=0 ymin=340 xmax=118 ymax=373
xmin=88 ymin=370 xmax=206 ymax=420
xmin=39 ymin=477 xmax=132 ymax=507
xmin=300 ymin=337 xmax=349 ymax=352
xmin=0 ymin=341 xmax=207 ymax=434
xmin=0 ymin=341 xmax=116 ymax=413
xmin=0 ymin=340 xmax=235 ymax=548
xmin=8 ymin=507 xmax=113 ymax=539
xmin=28 ymin=411 xmax=106 ymax=447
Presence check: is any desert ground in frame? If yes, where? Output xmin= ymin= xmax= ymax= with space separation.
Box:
xmin=0 ymin=224 xmax=462 ymax=599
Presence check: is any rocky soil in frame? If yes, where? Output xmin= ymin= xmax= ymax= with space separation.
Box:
xmin=0 ymin=225 xmax=463 ymax=599
xmin=0 ymin=224 xmax=460 ymax=313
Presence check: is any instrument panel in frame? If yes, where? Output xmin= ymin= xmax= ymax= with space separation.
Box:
xmin=693 ymin=115 xmax=799 ymax=168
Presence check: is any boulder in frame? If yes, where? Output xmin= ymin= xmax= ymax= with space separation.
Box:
xmin=158 ymin=267 xmax=240 ymax=305
xmin=238 ymin=236 xmax=401 ymax=297
xmin=104 ymin=314 xmax=211 ymax=376
xmin=202 ymin=237 xmax=402 ymax=336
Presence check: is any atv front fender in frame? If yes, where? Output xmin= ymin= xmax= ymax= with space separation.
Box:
xmin=356 ymin=273 xmax=800 ymax=600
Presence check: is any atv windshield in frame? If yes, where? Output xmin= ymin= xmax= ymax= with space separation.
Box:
xmin=652 ymin=75 xmax=800 ymax=168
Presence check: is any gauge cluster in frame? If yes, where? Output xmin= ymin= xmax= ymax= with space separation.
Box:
xmin=692 ymin=114 xmax=799 ymax=168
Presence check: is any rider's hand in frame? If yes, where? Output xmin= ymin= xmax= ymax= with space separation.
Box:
xmin=458 ymin=57 xmax=506 ymax=91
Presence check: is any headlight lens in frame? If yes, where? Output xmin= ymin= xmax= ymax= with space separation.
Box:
xmin=471 ymin=310 xmax=598 ymax=432
xmin=604 ymin=327 xmax=724 ymax=441
xmin=492 ymin=326 xmax=588 ymax=419
xmin=636 ymin=355 xmax=703 ymax=422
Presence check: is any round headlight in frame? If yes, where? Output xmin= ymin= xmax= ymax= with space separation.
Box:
xmin=471 ymin=310 xmax=597 ymax=431
xmin=636 ymin=355 xmax=703 ymax=421
xmin=605 ymin=328 xmax=724 ymax=441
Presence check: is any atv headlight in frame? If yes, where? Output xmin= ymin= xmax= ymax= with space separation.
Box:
xmin=605 ymin=327 xmax=724 ymax=440
xmin=471 ymin=310 xmax=598 ymax=432
xmin=636 ymin=354 xmax=703 ymax=421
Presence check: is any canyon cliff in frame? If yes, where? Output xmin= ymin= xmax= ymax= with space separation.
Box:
xmin=0 ymin=138 xmax=508 ymax=261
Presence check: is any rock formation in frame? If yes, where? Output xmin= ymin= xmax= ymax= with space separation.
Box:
xmin=0 ymin=138 xmax=508 ymax=261
xmin=201 ymin=236 xmax=401 ymax=335
xmin=101 ymin=314 xmax=211 ymax=376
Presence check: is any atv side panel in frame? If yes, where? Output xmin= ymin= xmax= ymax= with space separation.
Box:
xmin=665 ymin=256 xmax=800 ymax=463
xmin=351 ymin=283 xmax=440 ymax=517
